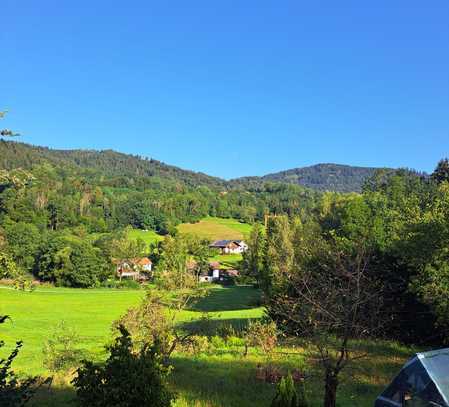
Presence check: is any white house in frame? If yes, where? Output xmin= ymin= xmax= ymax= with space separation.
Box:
xmin=115 ymin=257 xmax=152 ymax=280
xmin=209 ymin=240 xmax=248 ymax=255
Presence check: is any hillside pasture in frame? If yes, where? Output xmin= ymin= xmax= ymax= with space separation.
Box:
xmin=177 ymin=217 xmax=252 ymax=241
xmin=128 ymin=228 xmax=164 ymax=246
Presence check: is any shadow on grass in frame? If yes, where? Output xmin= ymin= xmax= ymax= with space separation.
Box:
xmin=179 ymin=317 xmax=254 ymax=337
xmin=171 ymin=355 xmax=277 ymax=407
xmin=170 ymin=352 xmax=393 ymax=407
xmin=29 ymin=385 xmax=76 ymax=407
xmin=191 ymin=286 xmax=261 ymax=312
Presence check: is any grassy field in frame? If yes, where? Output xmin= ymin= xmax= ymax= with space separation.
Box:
xmin=210 ymin=253 xmax=243 ymax=269
xmin=0 ymin=285 xmax=263 ymax=375
xmin=128 ymin=228 xmax=164 ymax=246
xmin=0 ymin=284 xmax=413 ymax=407
xmin=177 ymin=217 xmax=252 ymax=241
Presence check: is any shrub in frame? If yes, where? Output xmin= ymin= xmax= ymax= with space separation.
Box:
xmin=72 ymin=326 xmax=175 ymax=407
xmin=43 ymin=321 xmax=87 ymax=373
xmin=271 ymin=373 xmax=309 ymax=407
xmin=245 ymin=320 xmax=278 ymax=356
xmin=0 ymin=315 xmax=47 ymax=406
xmin=210 ymin=335 xmax=225 ymax=349
xmin=179 ymin=335 xmax=210 ymax=355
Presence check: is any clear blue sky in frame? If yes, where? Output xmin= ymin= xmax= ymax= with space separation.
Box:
xmin=2 ymin=1 xmax=449 ymax=179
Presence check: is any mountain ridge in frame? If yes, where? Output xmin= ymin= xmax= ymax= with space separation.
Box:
xmin=1 ymin=140 xmax=394 ymax=192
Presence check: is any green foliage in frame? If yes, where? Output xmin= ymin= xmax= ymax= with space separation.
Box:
xmin=0 ymin=252 xmax=20 ymax=279
xmin=241 ymin=222 xmax=265 ymax=285
xmin=432 ymin=158 xmax=449 ymax=184
xmin=72 ymin=326 xmax=175 ymax=407
xmin=35 ymin=234 xmax=111 ymax=287
xmin=0 ymin=316 xmax=42 ymax=407
xmin=2 ymin=221 xmax=41 ymax=273
xmin=235 ymin=163 xmax=389 ymax=193
xmin=42 ymin=320 xmax=87 ymax=373
xmin=245 ymin=320 xmax=278 ymax=357
xmin=271 ymin=373 xmax=308 ymax=407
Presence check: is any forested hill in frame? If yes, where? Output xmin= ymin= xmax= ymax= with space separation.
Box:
xmin=232 ymin=163 xmax=388 ymax=192
xmin=1 ymin=141 xmax=394 ymax=192
xmin=0 ymin=140 xmax=226 ymax=189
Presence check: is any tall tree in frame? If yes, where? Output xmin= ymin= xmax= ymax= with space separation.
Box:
xmin=432 ymin=158 xmax=449 ymax=184
xmin=241 ymin=222 xmax=266 ymax=285
xmin=267 ymin=233 xmax=384 ymax=407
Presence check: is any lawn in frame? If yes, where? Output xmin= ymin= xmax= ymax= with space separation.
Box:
xmin=177 ymin=217 xmax=252 ymax=241
xmin=0 ymin=284 xmax=413 ymax=407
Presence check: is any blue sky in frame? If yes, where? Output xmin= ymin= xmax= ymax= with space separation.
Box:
xmin=2 ymin=1 xmax=449 ymax=179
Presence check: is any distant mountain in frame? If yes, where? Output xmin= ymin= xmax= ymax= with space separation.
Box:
xmin=232 ymin=163 xmax=390 ymax=193
xmin=0 ymin=141 xmax=393 ymax=193
xmin=0 ymin=140 xmax=226 ymax=189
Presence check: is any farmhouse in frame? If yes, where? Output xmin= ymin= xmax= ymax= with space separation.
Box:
xmin=199 ymin=261 xmax=221 ymax=283
xmin=209 ymin=240 xmax=248 ymax=254
xmin=198 ymin=262 xmax=240 ymax=284
xmin=115 ymin=257 xmax=152 ymax=280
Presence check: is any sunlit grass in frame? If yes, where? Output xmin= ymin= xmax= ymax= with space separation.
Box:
xmin=177 ymin=217 xmax=252 ymax=241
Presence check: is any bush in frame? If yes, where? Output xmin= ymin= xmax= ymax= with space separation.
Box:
xmin=72 ymin=326 xmax=175 ymax=407
xmin=179 ymin=335 xmax=210 ymax=355
xmin=245 ymin=320 xmax=278 ymax=356
xmin=271 ymin=373 xmax=309 ymax=407
xmin=43 ymin=321 xmax=87 ymax=373
xmin=102 ymin=278 xmax=142 ymax=289
xmin=0 ymin=315 xmax=47 ymax=406
xmin=210 ymin=335 xmax=226 ymax=349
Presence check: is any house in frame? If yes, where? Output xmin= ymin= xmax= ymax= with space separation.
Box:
xmin=375 ymin=347 xmax=449 ymax=407
xmin=198 ymin=261 xmax=221 ymax=283
xmin=115 ymin=257 xmax=152 ymax=281
xmin=198 ymin=263 xmax=240 ymax=284
xmin=209 ymin=240 xmax=248 ymax=254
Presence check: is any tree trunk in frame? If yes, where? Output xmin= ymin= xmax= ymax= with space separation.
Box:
xmin=323 ymin=369 xmax=338 ymax=407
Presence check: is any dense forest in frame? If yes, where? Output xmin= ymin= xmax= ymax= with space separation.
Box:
xmin=0 ymin=142 xmax=403 ymax=193
xmin=0 ymin=139 xmax=318 ymax=287
xmin=233 ymin=163 xmax=395 ymax=192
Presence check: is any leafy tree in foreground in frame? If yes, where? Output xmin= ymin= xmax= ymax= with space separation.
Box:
xmin=72 ymin=326 xmax=174 ymax=407
xmin=267 ymin=231 xmax=384 ymax=407
xmin=0 ymin=315 xmax=43 ymax=407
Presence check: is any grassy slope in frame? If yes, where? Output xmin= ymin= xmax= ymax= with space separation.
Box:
xmin=177 ymin=217 xmax=252 ymax=269
xmin=128 ymin=228 xmax=164 ymax=246
xmin=1 ymin=284 xmax=413 ymax=407
xmin=177 ymin=217 xmax=252 ymax=241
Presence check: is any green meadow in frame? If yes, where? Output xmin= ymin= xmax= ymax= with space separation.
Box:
xmin=177 ymin=217 xmax=252 ymax=241
xmin=128 ymin=228 xmax=164 ymax=246
xmin=0 ymin=284 xmax=412 ymax=406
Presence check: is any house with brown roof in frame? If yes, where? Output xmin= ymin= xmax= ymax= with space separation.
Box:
xmin=115 ymin=257 xmax=152 ymax=281
xmin=209 ymin=240 xmax=248 ymax=254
